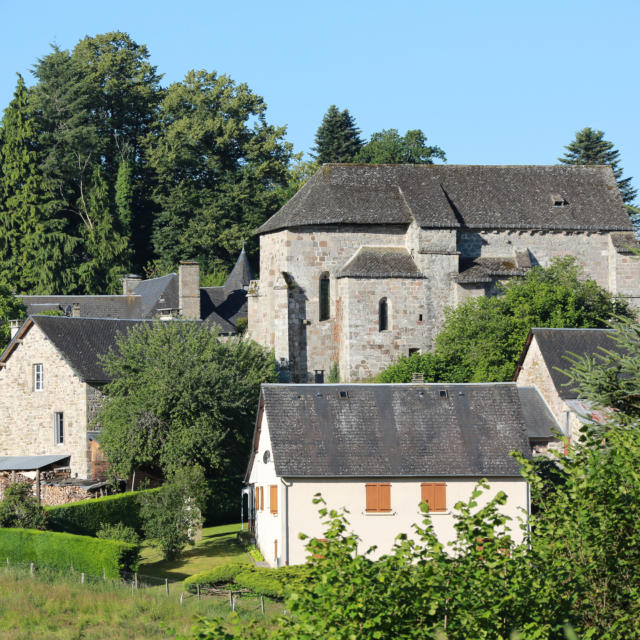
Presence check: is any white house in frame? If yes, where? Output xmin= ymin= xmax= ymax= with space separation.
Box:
xmin=246 ymin=382 xmax=554 ymax=567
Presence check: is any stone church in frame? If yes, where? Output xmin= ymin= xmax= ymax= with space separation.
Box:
xmin=247 ymin=164 xmax=640 ymax=382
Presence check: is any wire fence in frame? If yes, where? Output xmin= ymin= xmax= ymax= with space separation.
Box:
xmin=1 ymin=557 xmax=273 ymax=616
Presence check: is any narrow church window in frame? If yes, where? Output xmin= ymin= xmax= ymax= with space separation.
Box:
xmin=54 ymin=412 xmax=64 ymax=445
xmin=319 ymin=273 xmax=330 ymax=321
xmin=379 ymin=298 xmax=388 ymax=332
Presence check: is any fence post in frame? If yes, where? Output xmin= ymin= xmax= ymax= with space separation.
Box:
xmin=197 ymin=584 xmax=200 ymax=600
xmin=103 ymin=568 xmax=106 ymax=582
xmin=134 ymin=573 xmax=138 ymax=589
xmin=30 ymin=563 xmax=34 ymax=577
xmin=81 ymin=572 xmax=85 ymax=584
xmin=261 ymin=595 xmax=265 ymax=615
xmin=229 ymin=590 xmax=233 ymax=608
xmin=5 ymin=557 xmax=8 ymax=567
xmin=165 ymin=578 xmax=169 ymax=596
xmin=232 ymin=594 xmax=236 ymax=612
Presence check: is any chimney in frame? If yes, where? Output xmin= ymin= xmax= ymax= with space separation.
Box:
xmin=72 ymin=303 xmax=81 ymax=317
xmin=9 ymin=320 xmax=20 ymax=339
xmin=121 ymin=274 xmax=142 ymax=296
xmin=179 ymin=261 xmax=200 ymax=320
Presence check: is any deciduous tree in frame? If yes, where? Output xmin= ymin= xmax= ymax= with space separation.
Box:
xmin=355 ymin=128 xmax=446 ymax=164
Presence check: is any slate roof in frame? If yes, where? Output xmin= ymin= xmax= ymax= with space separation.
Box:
xmin=0 ymin=454 xmax=71 ymax=471
xmin=21 ymin=295 xmax=143 ymax=319
xmin=18 ymin=317 xmax=153 ymax=383
xmin=337 ymin=247 xmax=422 ymax=279
xmin=254 ymin=383 xmax=533 ymax=479
xmin=131 ymin=274 xmax=178 ymax=317
xmin=456 ymin=252 xmax=532 ymax=284
xmin=516 ymin=387 xmax=561 ymax=440
xmin=224 ymin=247 xmax=254 ymax=291
xmin=516 ymin=328 xmax=623 ymax=400
xmin=257 ymin=164 xmax=632 ymax=234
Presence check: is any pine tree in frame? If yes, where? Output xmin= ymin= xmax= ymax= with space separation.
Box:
xmin=311 ymin=105 xmax=363 ymax=164
xmin=559 ymin=127 xmax=637 ymax=204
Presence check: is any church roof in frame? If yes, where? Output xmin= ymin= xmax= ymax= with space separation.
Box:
xmin=257 ymin=164 xmax=632 ymax=234
xmin=337 ymin=246 xmax=422 ymax=279
xmin=252 ymin=383 xmax=534 ymax=479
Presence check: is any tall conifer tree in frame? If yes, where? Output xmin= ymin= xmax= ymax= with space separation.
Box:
xmin=559 ymin=127 xmax=637 ymax=204
xmin=311 ymin=105 xmax=363 ymax=164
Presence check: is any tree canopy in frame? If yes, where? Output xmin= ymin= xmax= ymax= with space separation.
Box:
xmin=559 ymin=127 xmax=637 ymax=204
xmin=355 ymin=128 xmax=446 ymax=164
xmin=377 ymin=257 xmax=632 ymax=383
xmin=311 ymin=105 xmax=363 ymax=164
xmin=96 ymin=321 xmax=277 ymax=479
xmin=0 ymin=32 xmax=293 ymax=294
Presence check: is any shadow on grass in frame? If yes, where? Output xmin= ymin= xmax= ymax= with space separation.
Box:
xmin=139 ymin=526 xmax=251 ymax=581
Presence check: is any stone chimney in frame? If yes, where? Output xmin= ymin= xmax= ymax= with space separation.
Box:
xmin=121 ymin=274 xmax=142 ymax=296
xmin=179 ymin=261 xmax=200 ymax=320
xmin=9 ymin=320 xmax=20 ymax=339
xmin=71 ymin=303 xmax=81 ymax=318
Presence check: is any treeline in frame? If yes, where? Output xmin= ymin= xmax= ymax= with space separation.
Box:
xmin=0 ymin=32 xmax=294 ymax=294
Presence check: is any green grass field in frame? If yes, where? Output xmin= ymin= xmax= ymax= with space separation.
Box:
xmin=139 ymin=523 xmax=252 ymax=581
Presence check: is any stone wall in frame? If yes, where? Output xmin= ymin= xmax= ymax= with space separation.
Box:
xmin=0 ymin=323 xmax=91 ymax=478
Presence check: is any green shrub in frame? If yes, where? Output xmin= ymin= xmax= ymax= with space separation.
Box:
xmin=0 ymin=482 xmax=47 ymax=529
xmin=233 ymin=568 xmax=284 ymax=599
xmin=202 ymin=476 xmax=244 ymax=526
xmin=96 ymin=522 xmax=140 ymax=545
xmin=0 ymin=528 xmax=138 ymax=577
xmin=46 ymin=489 xmax=160 ymax=537
xmin=184 ymin=563 xmax=249 ymax=592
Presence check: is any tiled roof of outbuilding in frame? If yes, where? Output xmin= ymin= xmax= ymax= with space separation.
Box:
xmin=456 ymin=253 xmax=531 ymax=284
xmin=337 ymin=247 xmax=422 ymax=279
xmin=21 ymin=295 xmax=143 ymax=319
xmin=257 ymin=164 xmax=632 ymax=234
xmin=516 ymin=387 xmax=560 ymax=440
xmin=257 ymin=383 xmax=534 ymax=478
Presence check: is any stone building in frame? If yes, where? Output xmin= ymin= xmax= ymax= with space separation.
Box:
xmin=0 ymin=316 xmax=151 ymax=480
xmin=514 ymin=327 xmax=624 ymax=451
xmin=248 ymin=164 xmax=640 ymax=382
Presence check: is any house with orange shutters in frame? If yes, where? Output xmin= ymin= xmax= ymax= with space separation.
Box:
xmin=245 ymin=381 xmax=557 ymax=567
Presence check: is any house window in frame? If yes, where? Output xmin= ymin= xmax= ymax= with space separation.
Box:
xmin=33 ymin=364 xmax=44 ymax=391
xmin=421 ymin=482 xmax=446 ymax=512
xmin=54 ymin=412 xmax=64 ymax=445
xmin=365 ymin=483 xmax=391 ymax=513
xmin=408 ymin=348 xmax=420 ymax=357
xmin=378 ymin=298 xmax=388 ymax=331
xmin=319 ymin=273 xmax=330 ymax=321
xmin=269 ymin=485 xmax=278 ymax=514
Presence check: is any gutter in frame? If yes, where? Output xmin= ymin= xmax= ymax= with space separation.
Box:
xmin=281 ymin=477 xmax=292 ymax=566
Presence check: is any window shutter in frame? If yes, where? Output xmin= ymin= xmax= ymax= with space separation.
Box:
xmin=378 ymin=483 xmax=391 ymax=512
xmin=270 ymin=485 xmax=278 ymax=514
xmin=366 ymin=484 xmax=378 ymax=512
xmin=421 ymin=483 xmax=446 ymax=512
xmin=260 ymin=487 xmax=264 ymax=511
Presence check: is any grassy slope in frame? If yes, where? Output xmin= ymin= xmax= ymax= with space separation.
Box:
xmin=139 ymin=523 xmax=252 ymax=581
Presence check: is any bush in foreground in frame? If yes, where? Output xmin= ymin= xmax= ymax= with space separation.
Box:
xmin=0 ymin=482 xmax=47 ymax=530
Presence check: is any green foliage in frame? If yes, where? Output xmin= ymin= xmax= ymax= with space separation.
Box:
xmin=140 ymin=466 xmax=209 ymax=560
xmin=377 ymin=257 xmax=631 ymax=383
xmin=559 ymin=126 xmax=636 ymax=204
xmin=148 ymin=69 xmax=293 ymax=276
xmin=96 ymin=522 xmax=140 ymax=545
xmin=0 ymin=528 xmax=138 ymax=577
xmin=202 ymin=476 xmax=245 ymax=526
xmin=184 ymin=562 xmax=248 ymax=592
xmin=46 ymin=489 xmax=158 ymax=537
xmin=327 ymin=361 xmax=340 ymax=383
xmin=276 ymin=157 xmax=318 ymax=202
xmin=97 ymin=321 xmax=277 ymax=478
xmin=0 ymin=483 xmax=47 ymax=530
xmin=311 ymin=105 xmax=363 ymax=164
xmin=0 ymin=282 xmax=26 ymax=348
xmin=233 ymin=569 xmax=284 ymax=599
xmin=355 ymin=128 xmax=446 ymax=164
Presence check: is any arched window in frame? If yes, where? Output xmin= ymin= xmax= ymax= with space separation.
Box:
xmin=319 ymin=273 xmax=330 ymax=321
xmin=379 ymin=298 xmax=388 ymax=332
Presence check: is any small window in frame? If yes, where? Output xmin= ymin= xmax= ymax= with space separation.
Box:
xmin=339 ymin=391 xmax=349 ymax=399
xmin=319 ymin=273 xmax=330 ymax=321
xmin=418 ymin=314 xmax=423 ymax=322
xmin=263 ymin=450 xmax=271 ymax=464
xmin=421 ymin=482 xmax=446 ymax=512
xmin=366 ymin=483 xmax=391 ymax=513
xmin=551 ymin=194 xmax=568 ymax=207
xmin=408 ymin=348 xmax=420 ymax=357
xmin=54 ymin=412 xmax=64 ymax=445
xmin=34 ymin=364 xmax=44 ymax=391
xmin=378 ymin=298 xmax=388 ymax=331
xmin=269 ymin=485 xmax=278 ymax=514
xmin=439 ymin=390 xmax=448 ymax=398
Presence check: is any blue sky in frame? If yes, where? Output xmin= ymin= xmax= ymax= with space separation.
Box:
xmin=2 ymin=0 xmax=638 ymax=200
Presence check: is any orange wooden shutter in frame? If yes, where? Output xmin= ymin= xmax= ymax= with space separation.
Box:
xmin=378 ymin=483 xmax=391 ymax=512
xmin=421 ymin=483 xmax=446 ymax=512
xmin=258 ymin=486 xmax=264 ymax=511
xmin=366 ymin=484 xmax=378 ymax=512
xmin=270 ymin=485 xmax=278 ymax=514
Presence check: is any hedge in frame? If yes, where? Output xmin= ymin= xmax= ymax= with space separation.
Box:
xmin=45 ymin=489 xmax=160 ymax=537
xmin=184 ymin=563 xmax=249 ymax=593
xmin=184 ymin=563 xmax=311 ymax=599
xmin=0 ymin=528 xmax=139 ymax=578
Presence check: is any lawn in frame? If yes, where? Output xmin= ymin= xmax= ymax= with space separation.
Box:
xmin=139 ymin=522 xmax=252 ymax=582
